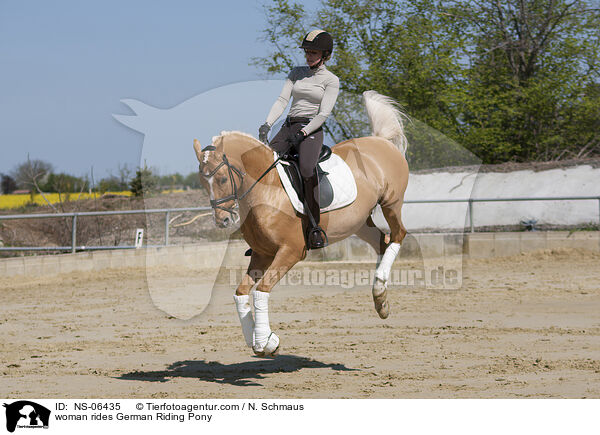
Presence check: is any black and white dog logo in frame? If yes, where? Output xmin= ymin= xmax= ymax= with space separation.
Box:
xmin=3 ymin=401 xmax=50 ymax=432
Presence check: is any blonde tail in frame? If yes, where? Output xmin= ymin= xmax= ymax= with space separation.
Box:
xmin=362 ymin=90 xmax=408 ymax=155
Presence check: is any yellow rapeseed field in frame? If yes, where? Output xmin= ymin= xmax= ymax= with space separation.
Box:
xmin=0 ymin=192 xmax=132 ymax=210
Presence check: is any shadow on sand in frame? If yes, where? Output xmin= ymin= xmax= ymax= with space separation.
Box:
xmin=116 ymin=355 xmax=358 ymax=387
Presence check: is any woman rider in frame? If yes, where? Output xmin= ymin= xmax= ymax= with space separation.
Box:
xmin=258 ymin=29 xmax=340 ymax=250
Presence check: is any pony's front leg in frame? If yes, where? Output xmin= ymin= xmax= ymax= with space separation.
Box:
xmin=252 ymin=247 xmax=302 ymax=357
xmin=233 ymin=252 xmax=273 ymax=348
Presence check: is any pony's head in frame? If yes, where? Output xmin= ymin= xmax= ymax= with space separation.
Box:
xmin=194 ymin=131 xmax=272 ymax=228
xmin=193 ymin=136 xmax=243 ymax=228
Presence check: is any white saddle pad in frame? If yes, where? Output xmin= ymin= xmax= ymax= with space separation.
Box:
xmin=274 ymin=151 xmax=357 ymax=214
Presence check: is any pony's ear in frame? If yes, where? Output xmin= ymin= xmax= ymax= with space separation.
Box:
xmin=193 ymin=139 xmax=203 ymax=161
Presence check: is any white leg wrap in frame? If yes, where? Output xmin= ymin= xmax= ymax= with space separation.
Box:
xmin=252 ymin=290 xmax=273 ymax=352
xmin=374 ymin=242 xmax=401 ymax=283
xmin=233 ymin=294 xmax=254 ymax=348
xmin=252 ymin=290 xmax=279 ymax=356
xmin=260 ymin=332 xmax=280 ymax=356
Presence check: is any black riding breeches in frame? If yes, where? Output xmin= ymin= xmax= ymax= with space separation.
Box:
xmin=268 ymin=119 xmax=323 ymax=178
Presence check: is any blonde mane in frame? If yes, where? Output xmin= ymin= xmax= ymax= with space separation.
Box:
xmin=211 ymin=130 xmax=269 ymax=149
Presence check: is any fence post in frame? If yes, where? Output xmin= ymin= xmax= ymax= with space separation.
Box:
xmin=71 ymin=214 xmax=77 ymax=253
xmin=468 ymin=199 xmax=474 ymax=233
xmin=165 ymin=210 xmax=170 ymax=246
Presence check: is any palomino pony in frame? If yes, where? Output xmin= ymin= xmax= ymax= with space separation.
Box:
xmin=193 ymin=91 xmax=409 ymax=357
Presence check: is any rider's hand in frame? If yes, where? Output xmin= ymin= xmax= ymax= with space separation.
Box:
xmin=289 ymin=130 xmax=306 ymax=147
xmin=259 ymin=123 xmax=270 ymax=143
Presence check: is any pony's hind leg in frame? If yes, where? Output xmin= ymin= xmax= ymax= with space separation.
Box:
xmin=355 ymin=218 xmax=393 ymax=319
xmin=380 ymin=202 xmax=407 ymax=245
xmin=354 ymin=219 xmax=388 ymax=256
xmin=370 ymin=202 xmax=408 ymax=319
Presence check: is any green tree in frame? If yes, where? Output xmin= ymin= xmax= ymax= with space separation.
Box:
xmin=97 ymin=164 xmax=132 ymax=192
xmin=130 ymin=164 xmax=159 ymax=197
xmin=158 ymin=173 xmax=185 ymax=191
xmin=1 ymin=174 xmax=17 ymax=194
xmin=10 ymin=158 xmax=53 ymax=190
xmin=183 ymin=171 xmax=203 ymax=189
xmin=254 ymin=0 xmax=600 ymax=166
xmin=40 ymin=173 xmax=89 ymax=193
xmin=454 ymin=0 xmax=600 ymax=162
xmin=97 ymin=176 xmax=125 ymax=193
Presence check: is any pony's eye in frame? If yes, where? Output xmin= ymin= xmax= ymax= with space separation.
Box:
xmin=219 ymin=177 xmax=227 ymax=184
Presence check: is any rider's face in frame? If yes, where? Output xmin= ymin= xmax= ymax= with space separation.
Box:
xmin=304 ymin=49 xmax=323 ymax=67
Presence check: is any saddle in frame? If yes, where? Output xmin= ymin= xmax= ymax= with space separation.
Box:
xmin=278 ymin=146 xmax=334 ymax=207
xmin=274 ymin=149 xmax=357 ymax=215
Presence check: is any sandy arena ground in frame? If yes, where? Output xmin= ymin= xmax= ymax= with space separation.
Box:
xmin=1 ymin=248 xmax=599 ymax=398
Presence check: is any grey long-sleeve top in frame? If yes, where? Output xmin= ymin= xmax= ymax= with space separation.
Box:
xmin=265 ymin=65 xmax=340 ymax=135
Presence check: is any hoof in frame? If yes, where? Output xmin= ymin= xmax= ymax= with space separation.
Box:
xmin=372 ymin=278 xmax=390 ymax=319
xmin=252 ymin=332 xmax=280 ymax=357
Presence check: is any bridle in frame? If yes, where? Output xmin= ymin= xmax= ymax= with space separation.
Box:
xmin=200 ymin=146 xmax=245 ymax=219
xmin=200 ymin=145 xmax=284 ymax=220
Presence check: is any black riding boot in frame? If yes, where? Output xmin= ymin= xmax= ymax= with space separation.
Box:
xmin=302 ymin=173 xmax=328 ymax=249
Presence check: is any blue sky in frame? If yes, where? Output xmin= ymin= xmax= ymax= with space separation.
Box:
xmin=0 ymin=0 xmax=321 ymax=179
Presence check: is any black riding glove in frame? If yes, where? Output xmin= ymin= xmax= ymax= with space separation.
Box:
xmin=259 ymin=123 xmax=270 ymax=143
xmin=289 ymin=130 xmax=306 ymax=147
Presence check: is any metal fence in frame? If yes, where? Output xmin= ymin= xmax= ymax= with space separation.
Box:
xmin=0 ymin=207 xmax=210 ymax=253
xmin=1 ymin=196 xmax=599 ymax=252
xmin=405 ymin=196 xmax=600 ymax=233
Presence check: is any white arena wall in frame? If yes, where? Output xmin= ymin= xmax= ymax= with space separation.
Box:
xmin=2 ymin=231 xmax=598 ymax=278
xmin=400 ymin=164 xmax=600 ymax=230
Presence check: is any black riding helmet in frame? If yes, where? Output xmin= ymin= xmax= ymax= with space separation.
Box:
xmin=300 ymin=29 xmax=333 ymax=61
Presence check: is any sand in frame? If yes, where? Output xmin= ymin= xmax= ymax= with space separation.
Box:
xmin=1 ymin=248 xmax=599 ymax=398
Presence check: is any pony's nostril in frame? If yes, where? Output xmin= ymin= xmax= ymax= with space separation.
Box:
xmin=223 ymin=217 xmax=230 ymax=226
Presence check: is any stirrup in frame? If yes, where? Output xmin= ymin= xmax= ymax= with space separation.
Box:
xmin=307 ymin=227 xmax=328 ymax=250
